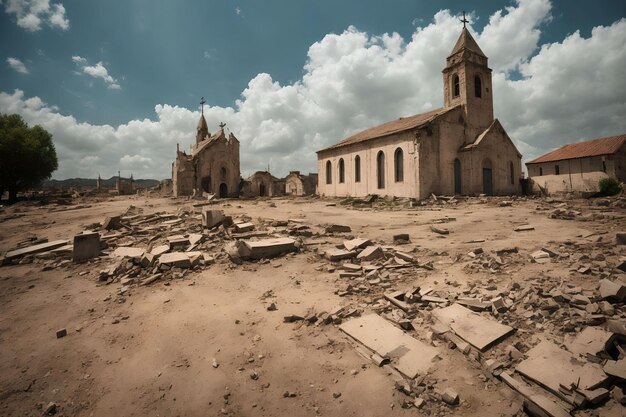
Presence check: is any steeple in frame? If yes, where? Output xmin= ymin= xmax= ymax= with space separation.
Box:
xmin=442 ymin=18 xmax=494 ymax=134
xmin=196 ymin=97 xmax=209 ymax=144
xmin=449 ymin=27 xmax=486 ymax=58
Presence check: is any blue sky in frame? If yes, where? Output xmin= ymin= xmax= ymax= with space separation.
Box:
xmin=1 ymin=0 xmax=625 ymax=179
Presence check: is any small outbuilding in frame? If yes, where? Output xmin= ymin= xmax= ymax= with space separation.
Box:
xmin=526 ymin=134 xmax=626 ymax=194
xmin=285 ymin=171 xmax=318 ymax=196
xmin=242 ymin=171 xmax=285 ymax=197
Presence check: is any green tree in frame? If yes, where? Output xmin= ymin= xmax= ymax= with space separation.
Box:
xmin=0 ymin=113 xmax=58 ymax=203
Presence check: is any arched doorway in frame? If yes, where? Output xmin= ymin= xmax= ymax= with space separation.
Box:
xmin=482 ymin=159 xmax=493 ymax=195
xmin=201 ymin=176 xmax=211 ymax=193
xmin=259 ymin=182 xmax=266 ymax=196
xmin=454 ymin=159 xmax=462 ymax=195
xmin=219 ymin=183 xmax=228 ymax=198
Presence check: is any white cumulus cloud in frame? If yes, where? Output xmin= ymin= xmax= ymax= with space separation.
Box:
xmin=6 ymin=57 xmax=29 ymax=74
xmin=4 ymin=0 xmax=69 ymax=32
xmin=0 ymin=0 xmax=625 ymax=182
xmin=72 ymin=56 xmax=121 ymax=90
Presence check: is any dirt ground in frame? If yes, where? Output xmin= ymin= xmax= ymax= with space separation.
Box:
xmin=0 ymin=194 xmax=625 ymax=417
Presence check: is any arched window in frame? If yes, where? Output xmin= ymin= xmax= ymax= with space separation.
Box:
xmin=452 ymin=75 xmax=460 ymax=98
xmin=354 ymin=155 xmax=361 ymax=183
xmin=394 ymin=148 xmax=403 ymax=182
xmin=338 ymin=158 xmax=345 ymax=183
xmin=509 ymin=161 xmax=514 ymax=185
xmin=474 ymin=75 xmax=482 ymax=98
xmin=377 ymin=151 xmax=385 ymax=189
xmin=325 ymin=160 xmax=332 ymax=184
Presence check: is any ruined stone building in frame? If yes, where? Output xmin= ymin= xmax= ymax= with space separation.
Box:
xmin=241 ymin=171 xmax=285 ymax=197
xmin=172 ymin=114 xmax=240 ymax=198
xmin=316 ymin=26 xmax=522 ymax=199
xmin=526 ymin=134 xmax=626 ymax=194
xmin=285 ymin=171 xmax=318 ymax=196
xmin=116 ymin=172 xmax=135 ymax=195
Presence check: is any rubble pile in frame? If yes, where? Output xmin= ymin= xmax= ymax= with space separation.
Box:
xmin=0 ymin=205 xmax=307 ymax=295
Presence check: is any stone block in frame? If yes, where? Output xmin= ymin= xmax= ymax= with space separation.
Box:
xmin=167 ymin=235 xmax=189 ymax=250
xmin=441 ymin=388 xmax=459 ymax=405
xmin=234 ymin=222 xmax=255 ymax=233
xmin=140 ymin=253 xmax=155 ymax=268
xmin=202 ymin=208 xmax=224 ymax=229
xmin=72 ymin=232 xmax=101 ymax=263
xmin=241 ymin=238 xmax=297 ymax=259
xmin=158 ymin=252 xmax=192 ymax=268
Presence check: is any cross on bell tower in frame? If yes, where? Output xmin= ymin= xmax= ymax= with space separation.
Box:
xmin=459 ymin=11 xmax=469 ymax=28
xmin=200 ymin=97 xmax=206 ymax=115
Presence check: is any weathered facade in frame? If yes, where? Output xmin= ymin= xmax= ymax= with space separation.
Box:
xmin=316 ymin=27 xmax=522 ymax=199
xmin=116 ymin=172 xmax=135 ymax=195
xmin=241 ymin=171 xmax=284 ymax=197
xmin=285 ymin=171 xmax=317 ymax=196
xmin=526 ymin=134 xmax=626 ymax=194
xmin=172 ymin=116 xmax=240 ymax=198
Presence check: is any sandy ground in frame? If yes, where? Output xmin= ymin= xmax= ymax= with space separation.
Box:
xmin=0 ymin=194 xmax=625 ymax=417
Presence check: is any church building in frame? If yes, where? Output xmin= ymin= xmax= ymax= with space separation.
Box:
xmin=316 ymin=24 xmax=522 ymax=199
xmin=172 ymin=102 xmax=241 ymax=198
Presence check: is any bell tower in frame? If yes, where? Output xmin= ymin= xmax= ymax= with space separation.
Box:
xmin=196 ymin=97 xmax=209 ymax=144
xmin=442 ymin=14 xmax=493 ymax=134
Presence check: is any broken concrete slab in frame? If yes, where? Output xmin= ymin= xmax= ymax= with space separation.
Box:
xmin=516 ymin=339 xmax=609 ymax=400
xmin=150 ymin=245 xmax=169 ymax=256
xmin=158 ymin=252 xmax=192 ymax=268
xmin=599 ymin=279 xmax=626 ymax=302
xmin=240 ymin=238 xmax=297 ymax=260
xmin=102 ymin=215 xmax=122 ymax=230
xmin=112 ymin=247 xmax=145 ymax=259
xmin=72 ymin=232 xmax=100 ymax=263
xmin=500 ymin=372 xmax=571 ymax=417
xmin=568 ymin=327 xmax=615 ymax=358
xmin=201 ymin=208 xmax=225 ymax=229
xmin=343 ymin=238 xmax=371 ymax=251
xmin=339 ymin=313 xmax=439 ymax=379
xmin=432 ymin=303 xmax=514 ymax=351
xmin=603 ymin=358 xmax=626 ymax=380
xmin=356 ymin=245 xmax=383 ymax=261
xmin=457 ymin=297 xmax=491 ymax=311
xmin=4 ymin=240 xmax=69 ymax=261
xmin=325 ymin=248 xmax=356 ymax=261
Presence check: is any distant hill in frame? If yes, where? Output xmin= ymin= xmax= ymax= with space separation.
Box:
xmin=40 ymin=176 xmax=161 ymax=189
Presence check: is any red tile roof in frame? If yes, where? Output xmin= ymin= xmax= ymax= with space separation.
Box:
xmin=527 ymin=134 xmax=626 ymax=164
xmin=318 ymin=107 xmax=455 ymax=153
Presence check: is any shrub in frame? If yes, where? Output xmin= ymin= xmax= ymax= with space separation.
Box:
xmin=599 ymin=177 xmax=620 ymax=196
